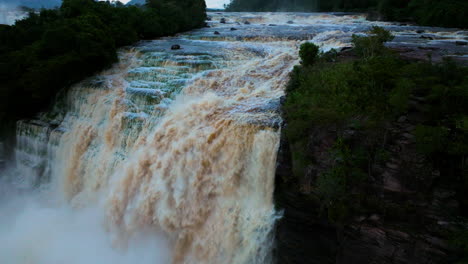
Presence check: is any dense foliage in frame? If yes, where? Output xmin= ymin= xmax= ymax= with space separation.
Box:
xmin=226 ymin=0 xmax=468 ymax=28
xmin=284 ymin=27 xmax=468 ymax=228
xmin=0 ymin=0 xmax=206 ymax=124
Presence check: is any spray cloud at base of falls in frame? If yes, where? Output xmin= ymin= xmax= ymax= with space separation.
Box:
xmin=2 ymin=11 xmax=467 ymax=264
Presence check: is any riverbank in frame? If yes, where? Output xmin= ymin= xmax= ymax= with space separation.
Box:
xmin=275 ymin=28 xmax=468 ymax=263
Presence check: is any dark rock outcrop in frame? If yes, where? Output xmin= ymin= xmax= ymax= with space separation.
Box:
xmin=275 ymin=82 xmax=462 ymax=264
xmin=275 ymin=130 xmax=338 ymax=264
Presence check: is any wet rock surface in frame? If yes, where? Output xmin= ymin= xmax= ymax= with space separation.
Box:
xmin=198 ymin=12 xmax=466 ymax=65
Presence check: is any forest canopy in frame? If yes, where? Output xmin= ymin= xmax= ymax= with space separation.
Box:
xmin=226 ymin=0 xmax=468 ymax=29
xmin=0 ymin=0 xmax=206 ymax=124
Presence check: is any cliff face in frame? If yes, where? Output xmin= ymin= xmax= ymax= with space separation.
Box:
xmin=275 ymin=93 xmax=462 ymax=263
xmin=274 ymin=128 xmax=338 ymax=264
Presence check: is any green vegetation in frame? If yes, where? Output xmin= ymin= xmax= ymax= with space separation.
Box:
xmin=299 ymin=43 xmax=320 ymax=67
xmin=351 ymin=26 xmax=394 ymax=58
xmin=0 ymin=0 xmax=206 ymax=124
xmin=284 ymin=27 xmax=468 ymax=226
xmin=452 ymin=224 xmax=468 ymax=263
xmin=226 ymin=0 xmax=468 ymax=28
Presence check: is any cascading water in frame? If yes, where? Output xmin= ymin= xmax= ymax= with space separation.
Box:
xmin=1 ymin=12 xmax=466 ymax=264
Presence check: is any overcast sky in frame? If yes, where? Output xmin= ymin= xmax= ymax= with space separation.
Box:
xmin=0 ymin=0 xmax=230 ymax=10
xmin=205 ymin=0 xmax=230 ymax=8
xmin=120 ymin=0 xmax=230 ymax=9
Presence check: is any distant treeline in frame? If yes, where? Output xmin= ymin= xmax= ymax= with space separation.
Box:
xmin=0 ymin=0 xmax=206 ymax=124
xmin=226 ymin=0 xmax=468 ymax=28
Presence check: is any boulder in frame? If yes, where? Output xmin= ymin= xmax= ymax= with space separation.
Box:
xmin=170 ymin=44 xmax=181 ymax=50
xmin=340 ymin=46 xmax=353 ymax=52
xmin=420 ymin=35 xmax=434 ymax=40
xmin=220 ymin=18 xmax=226 ymax=24
xmin=214 ymin=31 xmax=220 ymax=35
xmin=230 ymin=27 xmax=237 ymax=31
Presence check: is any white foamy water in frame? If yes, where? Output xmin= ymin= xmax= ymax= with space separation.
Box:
xmin=1 ymin=12 xmax=466 ymax=264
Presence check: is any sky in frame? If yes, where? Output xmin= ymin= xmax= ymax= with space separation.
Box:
xmin=119 ymin=0 xmax=230 ymax=9
xmin=0 ymin=0 xmax=230 ymax=9
xmin=204 ymin=0 xmax=230 ymax=9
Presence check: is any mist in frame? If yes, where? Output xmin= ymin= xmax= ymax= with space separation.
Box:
xmin=0 ymin=172 xmax=172 ymax=264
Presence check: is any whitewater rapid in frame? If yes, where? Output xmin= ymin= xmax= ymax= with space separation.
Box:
xmin=1 ymin=12 xmax=466 ymax=264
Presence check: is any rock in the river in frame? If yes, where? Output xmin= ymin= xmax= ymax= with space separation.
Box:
xmin=455 ymin=41 xmax=467 ymax=46
xmin=287 ymin=20 xmax=294 ymax=24
xmin=171 ymin=44 xmax=181 ymax=50
xmin=420 ymin=35 xmax=434 ymax=40
xmin=214 ymin=31 xmax=220 ymax=35
xmin=220 ymin=18 xmax=226 ymax=24
xmin=244 ymin=21 xmax=250 ymax=25
xmin=340 ymin=46 xmax=353 ymax=52
xmin=230 ymin=27 xmax=237 ymax=31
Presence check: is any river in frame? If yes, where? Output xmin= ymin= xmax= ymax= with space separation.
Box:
xmin=0 ymin=12 xmax=466 ymax=264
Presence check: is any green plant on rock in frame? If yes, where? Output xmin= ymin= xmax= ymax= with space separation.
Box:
xmin=414 ymin=125 xmax=450 ymax=155
xmin=450 ymin=220 xmax=468 ymax=263
xmin=351 ymin=26 xmax=394 ymax=58
xmin=299 ymin=42 xmax=320 ymax=67
xmin=315 ymin=138 xmax=368 ymax=224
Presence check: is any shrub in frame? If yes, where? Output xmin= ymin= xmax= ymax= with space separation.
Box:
xmin=299 ymin=43 xmax=320 ymax=67
xmin=414 ymin=125 xmax=450 ymax=155
xmin=351 ymin=26 xmax=394 ymax=58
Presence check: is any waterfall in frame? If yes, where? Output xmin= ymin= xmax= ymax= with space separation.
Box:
xmin=0 ymin=23 xmax=296 ymax=264
xmin=1 ymin=11 xmax=466 ymax=264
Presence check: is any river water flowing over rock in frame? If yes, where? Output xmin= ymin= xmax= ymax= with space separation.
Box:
xmin=0 ymin=12 xmax=466 ymax=264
